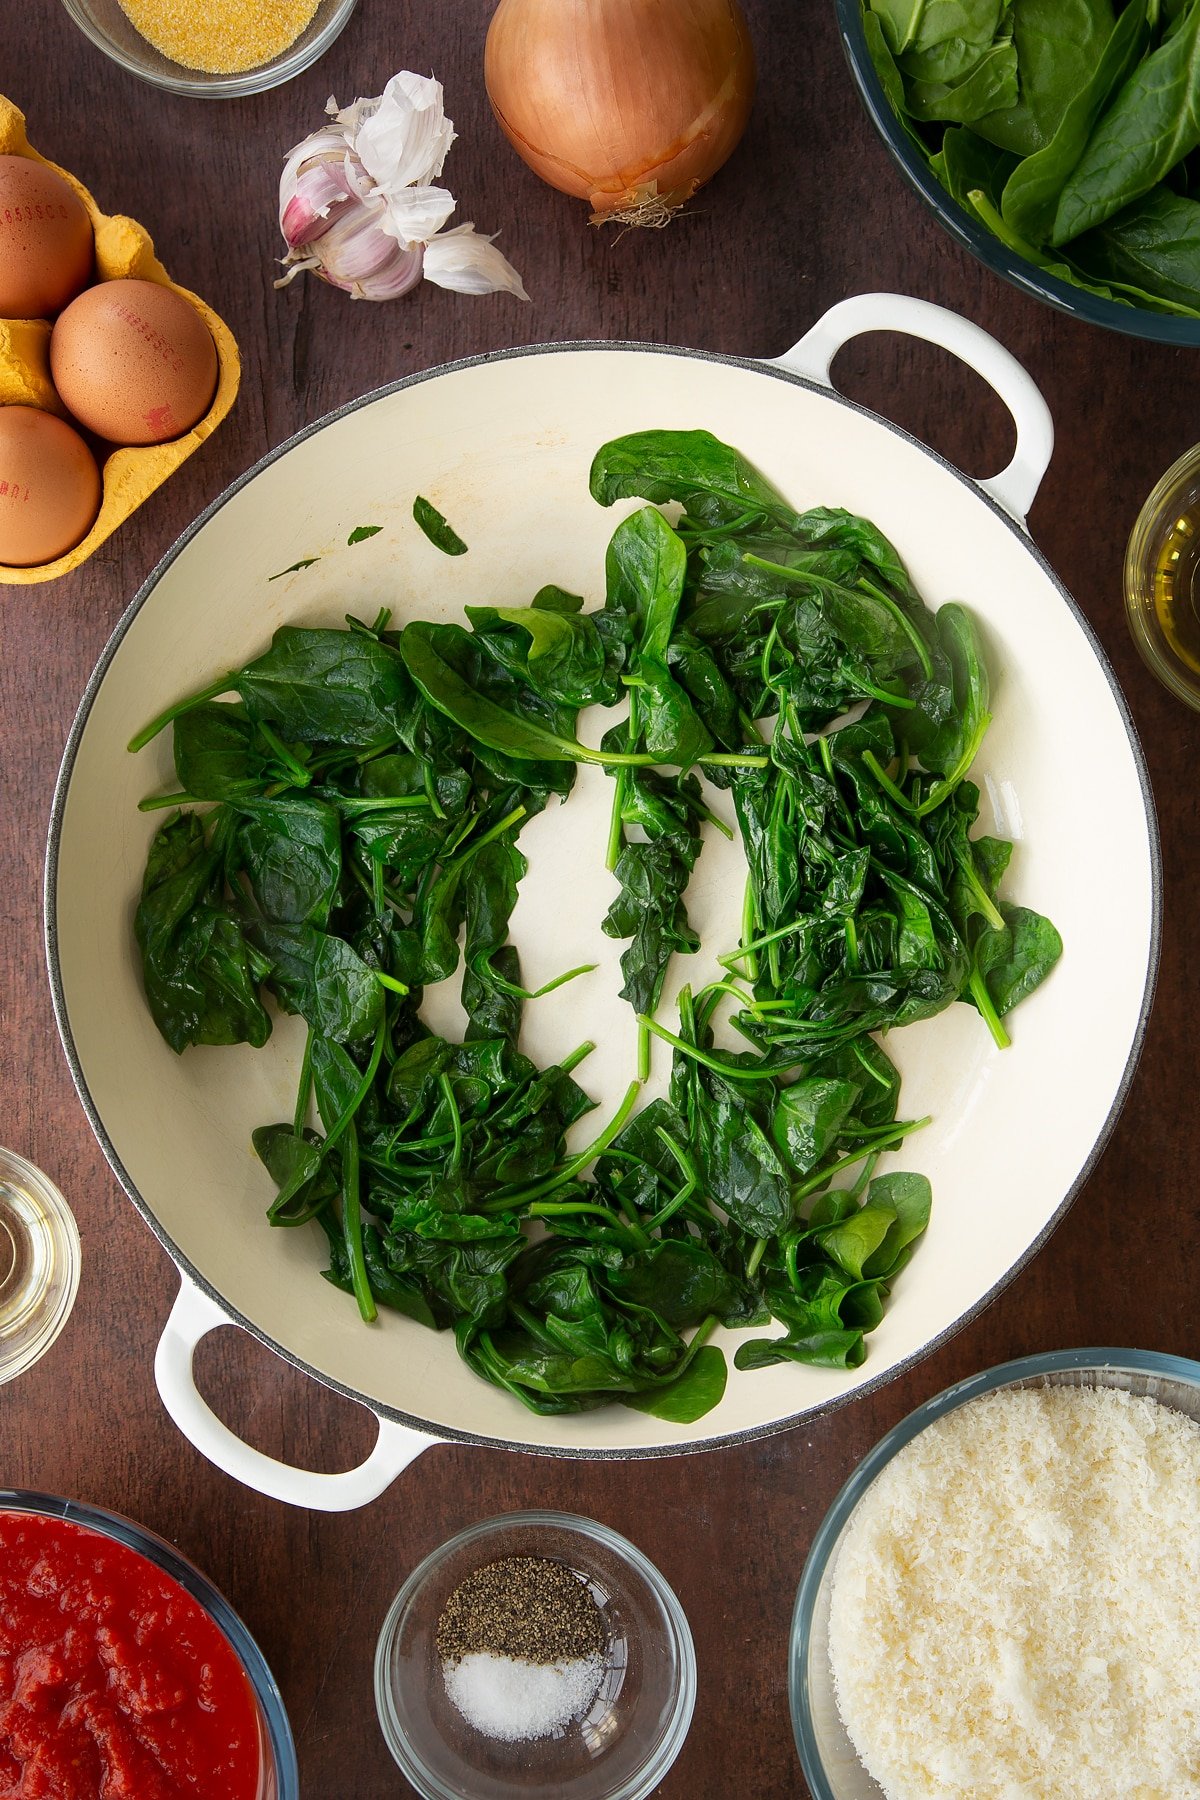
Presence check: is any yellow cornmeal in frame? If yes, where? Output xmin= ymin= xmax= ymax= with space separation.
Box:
xmin=116 ymin=0 xmax=322 ymax=73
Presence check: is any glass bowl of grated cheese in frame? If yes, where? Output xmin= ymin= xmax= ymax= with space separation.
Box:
xmin=375 ymin=1510 xmax=696 ymax=1800
xmin=790 ymin=1348 xmax=1200 ymax=1800
xmin=58 ymin=0 xmax=356 ymax=98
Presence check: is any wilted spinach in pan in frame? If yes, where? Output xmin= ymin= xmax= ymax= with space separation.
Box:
xmin=130 ymin=430 xmax=1060 ymax=1420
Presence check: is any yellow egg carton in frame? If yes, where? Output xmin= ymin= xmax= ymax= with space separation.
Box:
xmin=0 ymin=96 xmax=240 ymax=585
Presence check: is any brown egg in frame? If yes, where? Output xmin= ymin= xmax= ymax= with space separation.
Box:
xmin=0 ymin=155 xmax=94 ymax=319
xmin=0 ymin=406 xmax=102 ymax=567
xmin=50 ymin=278 xmax=218 ymax=446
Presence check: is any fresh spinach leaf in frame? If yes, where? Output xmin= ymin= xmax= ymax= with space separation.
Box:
xmin=1054 ymin=4 xmax=1200 ymax=243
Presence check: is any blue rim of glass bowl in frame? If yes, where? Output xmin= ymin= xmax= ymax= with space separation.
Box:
xmin=0 ymin=1488 xmax=299 ymax=1799
xmin=788 ymin=1346 xmax=1200 ymax=1799
xmin=57 ymin=0 xmax=357 ymax=98
xmin=374 ymin=1508 xmax=697 ymax=1800
xmin=834 ymin=0 xmax=1200 ymax=346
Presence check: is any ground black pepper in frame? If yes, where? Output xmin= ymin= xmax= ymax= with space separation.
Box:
xmin=437 ymin=1556 xmax=605 ymax=1666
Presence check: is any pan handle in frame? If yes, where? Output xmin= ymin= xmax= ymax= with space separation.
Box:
xmin=771 ymin=292 xmax=1054 ymax=527
xmin=154 ymin=1278 xmax=440 ymax=1512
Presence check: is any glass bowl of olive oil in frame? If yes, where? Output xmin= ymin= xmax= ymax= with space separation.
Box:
xmin=0 ymin=1149 xmax=81 ymax=1383
xmin=1125 ymin=444 xmax=1200 ymax=708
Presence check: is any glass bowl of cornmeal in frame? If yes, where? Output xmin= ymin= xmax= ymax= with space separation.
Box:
xmin=59 ymin=0 xmax=357 ymax=98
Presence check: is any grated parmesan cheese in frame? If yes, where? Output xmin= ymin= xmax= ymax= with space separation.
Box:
xmin=828 ymin=1384 xmax=1200 ymax=1800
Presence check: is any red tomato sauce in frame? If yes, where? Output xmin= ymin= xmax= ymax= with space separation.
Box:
xmin=0 ymin=1510 xmax=261 ymax=1800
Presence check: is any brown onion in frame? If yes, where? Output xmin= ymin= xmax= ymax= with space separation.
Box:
xmin=484 ymin=0 xmax=756 ymax=225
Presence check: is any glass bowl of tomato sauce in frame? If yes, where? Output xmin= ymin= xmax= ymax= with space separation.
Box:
xmin=0 ymin=1489 xmax=298 ymax=1798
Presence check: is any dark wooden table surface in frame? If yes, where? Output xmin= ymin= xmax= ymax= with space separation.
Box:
xmin=2 ymin=3 xmax=1196 ymax=1795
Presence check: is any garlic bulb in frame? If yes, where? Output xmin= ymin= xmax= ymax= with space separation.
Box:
xmin=277 ymin=72 xmax=529 ymax=302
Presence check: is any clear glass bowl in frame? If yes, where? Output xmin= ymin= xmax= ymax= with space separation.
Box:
xmin=789 ymin=1348 xmax=1200 ymax=1799
xmin=375 ymin=1510 xmax=696 ymax=1800
xmin=1124 ymin=441 xmax=1200 ymax=709
xmin=0 ymin=1489 xmax=298 ymax=1798
xmin=58 ymin=0 xmax=357 ymax=98
xmin=834 ymin=0 xmax=1200 ymax=347
xmin=0 ymin=1148 xmax=81 ymax=1383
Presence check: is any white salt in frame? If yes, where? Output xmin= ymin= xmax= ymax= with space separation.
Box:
xmin=443 ymin=1649 xmax=604 ymax=1742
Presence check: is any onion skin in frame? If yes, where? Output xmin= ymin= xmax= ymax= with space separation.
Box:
xmin=484 ymin=0 xmax=756 ymax=223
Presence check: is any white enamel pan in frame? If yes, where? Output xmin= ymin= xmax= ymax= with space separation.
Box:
xmin=46 ymin=294 xmax=1160 ymax=1510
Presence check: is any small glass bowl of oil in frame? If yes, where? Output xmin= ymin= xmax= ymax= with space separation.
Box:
xmin=0 ymin=1149 xmax=81 ymax=1382
xmin=1125 ymin=442 xmax=1200 ymax=708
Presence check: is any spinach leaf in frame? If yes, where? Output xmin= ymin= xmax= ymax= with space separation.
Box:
xmin=238 ymin=627 xmax=417 ymax=747
xmin=1054 ymin=4 xmax=1200 ymax=243
xmin=268 ymin=558 xmax=319 ymax=581
xmin=621 ymin=1345 xmax=728 ymax=1421
xmin=413 ymin=496 xmax=468 ymax=555
xmin=606 ymin=507 xmax=712 ymax=766
xmin=464 ymin=602 xmax=615 ymax=707
xmin=973 ymin=902 xmax=1064 ymax=1015
xmin=1000 ymin=0 xmax=1150 ymax=242
xmin=235 ymin=797 xmax=342 ymax=927
xmin=972 ymin=0 xmax=1115 ymax=157
xmin=590 ymin=429 xmax=796 ymax=531
xmin=400 ymin=620 xmax=639 ymax=768
xmin=1072 ymin=187 xmax=1200 ymax=308
xmin=906 ymin=42 xmax=1019 ymax=125
xmin=252 ymin=922 xmax=385 ymax=1042
xmin=135 ymin=813 xmax=271 ymax=1054
xmin=173 ymin=704 xmax=268 ymax=800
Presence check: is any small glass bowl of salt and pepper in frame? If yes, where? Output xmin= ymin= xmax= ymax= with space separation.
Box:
xmin=375 ymin=1511 xmax=696 ymax=1800
xmin=0 ymin=1148 xmax=81 ymax=1384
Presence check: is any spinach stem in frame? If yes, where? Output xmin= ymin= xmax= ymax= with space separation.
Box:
xmin=127 ymin=670 xmax=241 ymax=752
xmin=138 ymin=791 xmax=201 ymax=812
xmin=637 ymin=1022 xmax=651 ymax=1082
xmin=862 ymin=749 xmax=914 ymax=810
xmin=257 ymin=722 xmax=311 ymax=787
xmin=334 ymin=795 xmax=431 ymax=812
xmin=292 ymin=1028 xmax=314 ymax=1136
xmin=968 ymin=965 xmax=1011 ymax=1050
xmin=271 ymin=1023 xmax=386 ymax=1213
xmin=911 ymin=714 xmax=992 ymax=818
xmin=720 ymin=915 xmax=803 ymax=967
xmin=439 ymin=1072 xmax=463 ymax=1172
xmin=739 ymin=879 xmax=761 ymax=981
xmin=606 ymin=769 xmax=628 ymax=871
xmin=340 ymin=1121 xmax=377 ymax=1324
xmin=558 ymin=1041 xmax=596 ymax=1076
xmin=791 ymin=1117 xmax=931 ymax=1199
xmin=637 ymin=1015 xmax=790 ymax=1081
xmin=474 ymin=955 xmax=597 ymax=1001
xmin=856 ymin=575 xmax=935 ymax=679
xmin=746 ymin=1236 xmax=768 ymax=1278
xmin=444 ymin=805 xmax=527 ymax=875
xmin=487 ymin=1078 xmax=642 ymax=1208
xmin=527 ymin=1200 xmax=651 ymax=1248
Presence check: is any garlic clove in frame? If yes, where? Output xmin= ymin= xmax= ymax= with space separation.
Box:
xmin=422 ymin=224 xmax=530 ymax=300
xmin=355 ymin=72 xmax=456 ymax=193
xmin=280 ymin=161 xmax=358 ymax=248
xmin=374 ymin=183 xmax=456 ymax=248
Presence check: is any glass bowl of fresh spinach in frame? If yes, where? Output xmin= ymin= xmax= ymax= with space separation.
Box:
xmin=838 ymin=0 xmax=1200 ymax=341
